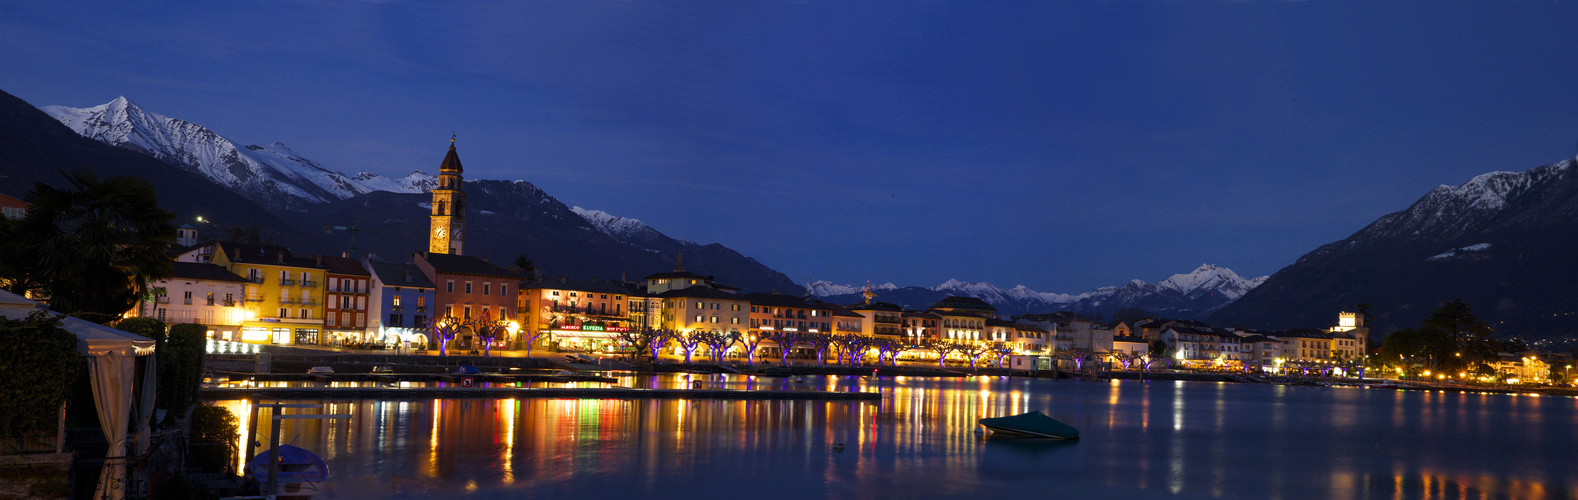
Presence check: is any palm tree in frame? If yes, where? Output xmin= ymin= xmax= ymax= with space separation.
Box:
xmin=3 ymin=170 xmax=175 ymax=321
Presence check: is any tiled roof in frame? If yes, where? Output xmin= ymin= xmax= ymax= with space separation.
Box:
xmin=419 ymin=252 xmax=520 ymax=278
xmin=216 ymin=242 xmax=322 ymax=269
xmin=439 ymin=144 xmax=463 ymax=173
xmin=316 ymin=255 xmax=370 ymax=277
xmin=658 ymin=287 xmax=746 ymax=300
xmin=523 ymin=279 xmax=635 ymax=296
xmin=929 ymin=296 xmax=997 ymax=311
xmin=168 ymin=262 xmax=248 ymax=283
xmin=366 ymin=261 xmax=436 ymax=289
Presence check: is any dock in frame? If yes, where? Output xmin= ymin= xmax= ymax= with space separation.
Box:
xmin=199 ymin=386 xmax=883 ymax=401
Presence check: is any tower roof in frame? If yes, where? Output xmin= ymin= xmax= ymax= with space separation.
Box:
xmin=439 ymin=140 xmax=463 ymax=173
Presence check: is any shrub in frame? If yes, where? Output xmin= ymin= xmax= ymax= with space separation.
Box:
xmin=187 ymin=404 xmax=239 ymax=476
xmin=161 ymin=324 xmax=209 ymax=419
xmin=0 ymin=312 xmax=83 ymax=436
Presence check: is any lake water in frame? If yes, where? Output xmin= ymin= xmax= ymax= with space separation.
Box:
xmin=217 ymin=374 xmax=1578 ymax=499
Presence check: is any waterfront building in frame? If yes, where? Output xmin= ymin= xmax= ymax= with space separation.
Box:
xmin=1238 ymin=333 xmax=1283 ymax=371
xmin=1328 ymin=311 xmax=1371 ymax=360
xmin=1018 ymin=312 xmax=1110 ymax=354
xmin=519 ymin=278 xmax=635 ymax=353
xmin=643 ymin=254 xmax=713 ymax=294
xmin=211 ymin=242 xmax=327 ymax=345
xmin=901 ymin=311 xmax=941 ymax=343
xmin=319 ymin=255 xmax=372 ymax=345
xmin=832 ymin=309 xmax=865 ymax=336
xmin=414 ymin=251 xmax=519 ymax=350
xmin=1112 ymin=334 xmax=1149 ymax=359
xmin=928 ymin=296 xmax=994 ymax=344
xmin=134 ymin=261 xmax=248 ymax=340
xmin=1112 ymin=321 xmax=1133 ymax=339
xmin=656 ymin=286 xmax=749 ymax=334
xmin=1011 ymin=322 xmax=1049 ymax=353
xmin=746 ymin=292 xmax=832 ymax=359
xmin=364 ymin=259 xmax=436 ymax=349
xmin=1276 ymin=329 xmax=1333 ymax=362
xmin=985 ymin=318 xmax=1017 ymax=345
xmin=848 ymin=301 xmax=905 ymax=338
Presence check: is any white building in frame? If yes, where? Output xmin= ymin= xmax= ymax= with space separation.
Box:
xmin=136 ymin=261 xmax=249 ymax=340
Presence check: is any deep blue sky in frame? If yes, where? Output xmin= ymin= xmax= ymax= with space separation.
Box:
xmin=6 ymin=1 xmax=1578 ymax=293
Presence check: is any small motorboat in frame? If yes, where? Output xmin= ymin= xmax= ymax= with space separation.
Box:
xmin=978 ymin=411 xmax=1081 ymax=440
xmin=248 ymin=444 xmax=328 ymax=496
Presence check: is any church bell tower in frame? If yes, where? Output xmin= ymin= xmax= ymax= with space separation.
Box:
xmin=429 ymin=137 xmax=467 ymax=255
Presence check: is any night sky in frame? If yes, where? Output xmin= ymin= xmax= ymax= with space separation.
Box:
xmin=6 ymin=1 xmax=1578 ymax=293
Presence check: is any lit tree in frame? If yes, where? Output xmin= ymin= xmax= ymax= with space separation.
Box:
xmin=1112 ymin=351 xmax=1133 ymax=371
xmin=803 ymin=333 xmax=834 ymax=366
xmin=957 ymin=342 xmax=990 ymax=369
xmin=873 ymin=337 xmax=906 ymax=367
xmin=990 ymin=342 xmax=1015 ymax=368
xmin=922 ymin=339 xmax=956 ymax=368
xmin=469 ymin=309 xmax=506 ymax=357
xmin=738 ymin=332 xmax=768 ymax=366
xmin=673 ymin=330 xmax=706 ymax=364
xmin=764 ymin=330 xmax=801 ymax=365
xmin=701 ymin=330 xmax=740 ymax=364
xmin=432 ymin=317 xmax=462 ymax=356
xmin=517 ymin=327 xmax=548 ymax=357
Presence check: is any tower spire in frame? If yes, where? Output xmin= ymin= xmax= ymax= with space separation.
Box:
xmin=674 ymin=253 xmax=686 ymax=272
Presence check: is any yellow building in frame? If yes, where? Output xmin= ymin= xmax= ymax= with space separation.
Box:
xmin=212 ymin=242 xmax=328 ymax=345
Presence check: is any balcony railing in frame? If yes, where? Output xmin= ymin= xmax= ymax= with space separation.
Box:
xmin=279 ymin=297 xmax=297 ymax=304
xmin=280 ymin=278 xmax=297 ymax=286
xmin=222 ymin=300 xmax=236 ymax=307
xmin=301 ymin=280 xmax=319 ymax=288
xmin=248 ymin=277 xmax=264 ymax=284
xmin=154 ymin=296 xmax=170 ymax=304
xmin=245 ymin=296 xmax=264 ymax=302
xmin=415 ymin=306 xmax=427 ymax=312
xmin=391 ymin=305 xmax=404 ymax=312
xmin=300 ymin=299 xmax=317 ymax=306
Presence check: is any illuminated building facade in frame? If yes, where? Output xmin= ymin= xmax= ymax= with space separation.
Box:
xmin=520 ymin=279 xmax=635 ymax=352
xmin=211 ymin=242 xmax=327 ymax=345
xmin=134 ymin=261 xmax=248 ymax=341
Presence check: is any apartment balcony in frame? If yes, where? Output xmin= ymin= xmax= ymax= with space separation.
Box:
xmin=392 ymin=305 xmax=404 ymax=312
xmin=222 ymin=300 xmax=236 ymax=307
xmin=245 ymin=296 xmax=264 ymax=302
xmin=280 ymin=278 xmax=297 ymax=286
xmin=300 ymin=299 xmax=317 ymax=306
xmin=415 ymin=306 xmax=427 ymax=312
xmin=301 ymin=280 xmax=319 ymax=288
xmin=183 ymin=298 xmax=194 ymax=305
xmin=279 ymin=297 xmax=297 ymax=304
xmin=248 ymin=277 xmax=265 ymax=284
xmin=154 ymin=296 xmax=170 ymax=304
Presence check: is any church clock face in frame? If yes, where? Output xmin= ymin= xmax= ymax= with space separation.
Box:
xmin=434 ymin=226 xmax=446 ymax=238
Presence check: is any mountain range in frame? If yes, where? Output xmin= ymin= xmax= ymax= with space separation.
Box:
xmin=806 ymin=264 xmax=1268 ymax=320
xmin=32 ymin=96 xmax=798 ymax=292
xmin=1213 ymin=157 xmax=1578 ymax=339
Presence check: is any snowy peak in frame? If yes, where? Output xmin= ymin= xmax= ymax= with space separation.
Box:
xmin=43 ymin=97 xmax=433 ymax=211
xmin=1352 ymin=158 xmax=1575 ymax=244
xmin=803 ymin=264 xmax=1264 ymax=319
xmin=803 ymin=280 xmax=897 ymax=297
xmin=1157 ymin=264 xmax=1267 ymax=300
xmin=572 ymin=207 xmax=652 ymax=240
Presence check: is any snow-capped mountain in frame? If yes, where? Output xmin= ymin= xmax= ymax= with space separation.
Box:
xmin=569 ymin=206 xmax=687 ymax=250
xmin=805 ymin=264 xmax=1267 ymax=319
xmin=42 ymin=97 xmax=431 ymax=211
xmin=1215 ymin=155 xmax=1578 ymax=338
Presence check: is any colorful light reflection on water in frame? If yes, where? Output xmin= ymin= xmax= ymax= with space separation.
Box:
xmin=216 ymin=374 xmax=1578 ymax=499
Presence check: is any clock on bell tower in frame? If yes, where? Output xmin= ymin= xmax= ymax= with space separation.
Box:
xmin=429 ymin=137 xmax=467 ymax=255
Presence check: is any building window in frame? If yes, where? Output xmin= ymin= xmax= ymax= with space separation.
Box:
xmin=711 ymin=316 xmax=719 ymax=323
xmin=483 ymin=283 xmax=491 ymax=295
xmin=414 ymin=315 xmax=428 ymax=328
xmin=464 ymin=306 xmax=472 ymax=319
xmin=445 ymin=305 xmax=453 ymax=318
xmin=278 ymin=308 xmax=288 ymax=318
xmin=731 ymin=317 xmax=740 ymax=325
xmin=500 ymin=284 xmax=507 ymax=296
xmin=417 ymin=296 xmax=425 ymax=309
xmin=465 ymin=282 xmax=473 ymax=294
xmin=205 ymin=292 xmax=215 ymax=306
xmin=447 ymin=281 xmax=455 ymax=293
xmin=389 ymin=314 xmax=403 ymax=327
xmin=300 ymin=309 xmax=311 ymax=319
xmin=393 ymin=295 xmax=402 ymax=308
xmin=695 ymin=315 xmax=703 ymax=323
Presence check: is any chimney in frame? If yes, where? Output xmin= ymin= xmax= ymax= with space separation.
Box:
xmin=277 ymin=252 xmax=285 ymax=264
xmin=341 ymin=251 xmax=349 ymax=258
xmin=404 ymin=271 xmax=412 ymax=283
xmin=233 ymin=248 xmax=241 ymax=261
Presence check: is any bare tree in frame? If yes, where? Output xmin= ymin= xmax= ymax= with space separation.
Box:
xmin=989 ymin=342 xmax=1015 ymax=368
xmin=673 ymin=330 xmax=706 ymax=363
xmin=873 ymin=337 xmax=906 ymax=367
xmin=614 ymin=328 xmax=671 ymax=361
xmin=803 ymin=333 xmax=834 ymax=366
xmin=738 ymin=332 xmax=768 ymax=366
xmin=701 ymin=331 xmax=740 ymax=364
xmin=922 ymin=339 xmax=956 ymax=368
xmin=764 ymin=330 xmax=801 ymax=365
xmin=432 ymin=317 xmax=463 ymax=356
xmin=468 ymin=309 xmax=506 ymax=357
xmin=957 ymin=342 xmax=990 ymax=369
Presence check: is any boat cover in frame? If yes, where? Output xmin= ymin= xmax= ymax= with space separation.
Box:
xmin=248 ymin=444 xmax=329 ymax=483
xmin=978 ymin=411 xmax=1081 ymax=439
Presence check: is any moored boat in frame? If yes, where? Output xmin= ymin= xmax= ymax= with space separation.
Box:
xmin=978 ymin=411 xmax=1081 ymax=440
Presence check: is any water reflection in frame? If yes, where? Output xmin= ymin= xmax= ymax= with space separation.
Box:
xmin=216 ymin=375 xmax=1578 ymax=499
